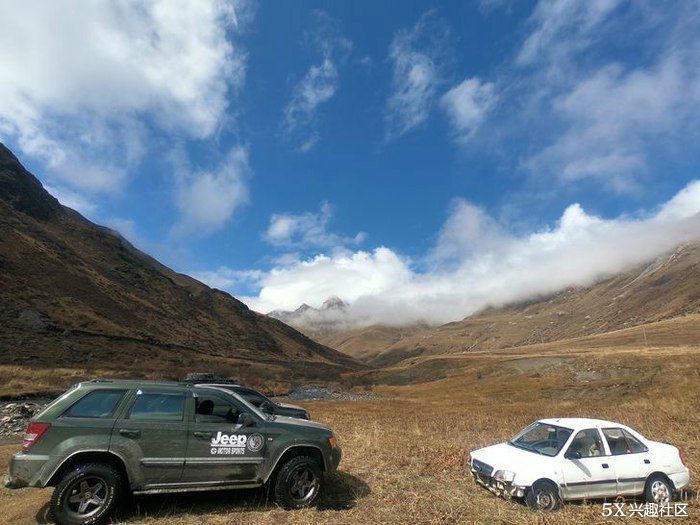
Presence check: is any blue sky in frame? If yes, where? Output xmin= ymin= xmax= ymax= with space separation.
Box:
xmin=1 ymin=0 xmax=700 ymax=325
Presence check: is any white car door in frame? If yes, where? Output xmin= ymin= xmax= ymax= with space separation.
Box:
xmin=560 ymin=428 xmax=616 ymax=499
xmin=602 ymin=427 xmax=652 ymax=496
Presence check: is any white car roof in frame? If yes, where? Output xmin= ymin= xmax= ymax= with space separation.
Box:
xmin=538 ymin=417 xmax=627 ymax=430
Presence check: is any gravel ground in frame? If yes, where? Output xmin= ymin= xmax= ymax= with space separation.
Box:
xmin=284 ymin=386 xmax=381 ymax=401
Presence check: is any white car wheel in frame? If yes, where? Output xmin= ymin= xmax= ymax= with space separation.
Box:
xmin=646 ymin=475 xmax=673 ymax=505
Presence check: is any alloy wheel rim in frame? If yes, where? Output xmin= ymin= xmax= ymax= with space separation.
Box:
xmin=651 ymin=480 xmax=670 ymax=504
xmin=289 ymin=467 xmax=319 ymax=503
xmin=64 ymin=476 xmax=108 ymax=518
xmin=536 ymin=491 xmax=553 ymax=509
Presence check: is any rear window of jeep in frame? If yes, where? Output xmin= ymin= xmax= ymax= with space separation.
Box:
xmin=128 ymin=392 xmax=186 ymax=421
xmin=63 ymin=389 xmax=127 ymax=418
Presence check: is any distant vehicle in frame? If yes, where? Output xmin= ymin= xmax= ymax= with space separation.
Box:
xmin=182 ymin=374 xmax=310 ymax=420
xmin=5 ymin=379 xmax=341 ymax=524
xmin=196 ymin=383 xmax=310 ymax=420
xmin=469 ymin=418 xmax=690 ymax=511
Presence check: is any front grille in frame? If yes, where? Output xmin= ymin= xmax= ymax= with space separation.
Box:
xmin=472 ymin=459 xmax=494 ymax=477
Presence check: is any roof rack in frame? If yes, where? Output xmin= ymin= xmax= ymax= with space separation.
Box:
xmin=181 ymin=373 xmax=239 ymax=385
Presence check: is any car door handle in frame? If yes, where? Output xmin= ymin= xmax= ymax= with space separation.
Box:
xmin=119 ymin=429 xmax=141 ymax=439
xmin=644 ymin=459 xmax=651 ymax=464
xmin=193 ymin=431 xmax=213 ymax=439
xmin=602 ymin=463 xmax=609 ymax=469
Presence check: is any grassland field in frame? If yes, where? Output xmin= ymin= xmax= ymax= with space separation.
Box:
xmin=1 ymin=337 xmax=699 ymax=525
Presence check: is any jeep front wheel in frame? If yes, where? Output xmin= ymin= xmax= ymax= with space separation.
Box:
xmin=50 ymin=463 xmax=122 ymax=525
xmin=273 ymin=455 xmax=323 ymax=509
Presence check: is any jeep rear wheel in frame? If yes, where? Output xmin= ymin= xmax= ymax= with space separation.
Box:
xmin=50 ymin=463 xmax=122 ymax=525
xmin=273 ymin=455 xmax=323 ymax=509
xmin=525 ymin=480 xmax=562 ymax=512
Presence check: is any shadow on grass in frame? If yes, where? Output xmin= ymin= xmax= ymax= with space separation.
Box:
xmin=35 ymin=470 xmax=370 ymax=523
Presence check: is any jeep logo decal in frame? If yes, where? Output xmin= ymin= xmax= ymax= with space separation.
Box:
xmin=247 ymin=433 xmax=264 ymax=452
xmin=210 ymin=432 xmax=247 ymax=455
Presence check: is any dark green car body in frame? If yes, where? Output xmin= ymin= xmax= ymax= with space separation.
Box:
xmin=5 ymin=380 xmax=341 ymax=494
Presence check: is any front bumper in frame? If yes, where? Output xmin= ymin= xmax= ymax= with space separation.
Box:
xmin=328 ymin=446 xmax=342 ymax=472
xmin=470 ymin=463 xmax=527 ymax=498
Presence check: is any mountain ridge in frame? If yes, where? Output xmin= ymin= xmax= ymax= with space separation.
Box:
xmin=0 ymin=143 xmax=361 ymax=395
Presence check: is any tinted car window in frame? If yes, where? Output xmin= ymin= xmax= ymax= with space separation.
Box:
xmin=238 ymin=390 xmax=268 ymax=407
xmin=195 ymin=394 xmax=241 ymax=423
xmin=567 ymin=429 xmax=604 ymax=458
xmin=129 ymin=393 xmax=185 ymax=421
xmin=622 ymin=429 xmax=648 ymax=453
xmin=64 ymin=389 xmax=126 ymax=418
xmin=603 ymin=428 xmax=647 ymax=454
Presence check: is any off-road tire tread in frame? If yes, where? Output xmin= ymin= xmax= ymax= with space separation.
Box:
xmin=49 ymin=462 xmax=122 ymax=525
xmin=273 ymin=455 xmax=323 ymax=509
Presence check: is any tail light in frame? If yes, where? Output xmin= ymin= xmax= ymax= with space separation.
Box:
xmin=679 ymin=450 xmax=686 ymax=466
xmin=22 ymin=422 xmax=51 ymax=451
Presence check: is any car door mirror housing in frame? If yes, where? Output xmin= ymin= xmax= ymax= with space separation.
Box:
xmin=238 ymin=412 xmax=255 ymax=427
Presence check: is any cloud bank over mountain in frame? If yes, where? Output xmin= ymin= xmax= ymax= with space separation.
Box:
xmin=194 ymin=180 xmax=700 ymax=327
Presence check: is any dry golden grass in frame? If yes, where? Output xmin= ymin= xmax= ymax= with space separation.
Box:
xmin=1 ymin=343 xmax=698 ymax=524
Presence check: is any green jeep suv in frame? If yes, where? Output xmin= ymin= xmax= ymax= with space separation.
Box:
xmin=4 ymin=379 xmax=342 ymax=525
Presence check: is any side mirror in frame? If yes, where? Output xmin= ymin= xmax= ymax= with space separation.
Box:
xmin=238 ymin=412 xmax=255 ymax=427
xmin=566 ymin=451 xmax=582 ymax=460
xmin=260 ymin=401 xmax=273 ymax=413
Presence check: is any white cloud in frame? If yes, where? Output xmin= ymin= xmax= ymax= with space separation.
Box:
xmin=282 ymin=12 xmax=351 ymax=151
xmin=428 ymin=199 xmax=510 ymax=264
xmin=440 ymin=78 xmax=497 ymax=142
xmin=241 ymin=247 xmax=413 ymax=313
xmin=264 ymin=202 xmax=366 ymax=249
xmin=450 ymin=0 xmax=700 ymax=192
xmin=526 ymin=54 xmax=700 ymax=192
xmin=385 ymin=11 xmax=450 ymax=139
xmin=517 ymin=0 xmax=623 ymax=69
xmin=222 ymin=179 xmax=700 ymax=326
xmin=173 ymin=146 xmax=251 ymax=234
xmin=0 ymin=0 xmax=250 ymax=193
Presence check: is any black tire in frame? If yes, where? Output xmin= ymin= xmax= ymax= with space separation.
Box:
xmin=645 ymin=474 xmax=674 ymax=505
xmin=525 ymin=480 xmax=562 ymax=512
xmin=50 ymin=463 xmax=122 ymax=525
xmin=273 ymin=455 xmax=323 ymax=509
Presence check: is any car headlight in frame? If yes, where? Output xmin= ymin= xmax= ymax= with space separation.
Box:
xmin=494 ymin=470 xmax=516 ymax=482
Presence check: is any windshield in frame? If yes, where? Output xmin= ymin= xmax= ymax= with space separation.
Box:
xmin=509 ymin=422 xmax=573 ymax=457
xmin=238 ymin=389 xmax=272 ymax=407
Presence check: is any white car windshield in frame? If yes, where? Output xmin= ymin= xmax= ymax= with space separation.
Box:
xmin=509 ymin=422 xmax=573 ymax=457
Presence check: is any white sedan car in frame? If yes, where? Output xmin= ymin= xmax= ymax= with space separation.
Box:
xmin=469 ymin=418 xmax=690 ymax=511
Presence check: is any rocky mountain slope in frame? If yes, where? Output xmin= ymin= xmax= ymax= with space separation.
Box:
xmin=0 ymin=143 xmax=360 ymax=395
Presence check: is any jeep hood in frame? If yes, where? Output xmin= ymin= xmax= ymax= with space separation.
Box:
xmin=274 ymin=415 xmax=330 ymax=432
